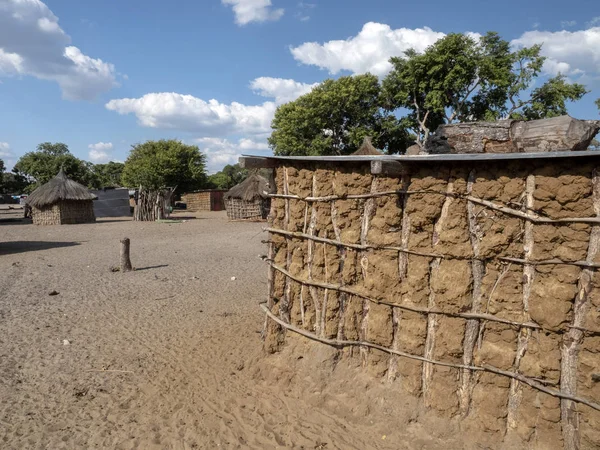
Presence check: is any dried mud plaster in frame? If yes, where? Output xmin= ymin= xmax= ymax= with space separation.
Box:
xmin=264 ymin=159 xmax=600 ymax=450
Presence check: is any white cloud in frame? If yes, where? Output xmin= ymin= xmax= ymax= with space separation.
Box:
xmin=512 ymin=27 xmax=600 ymax=80
xmin=195 ymin=137 xmax=269 ymax=173
xmin=106 ymin=93 xmax=277 ymax=136
xmin=587 ymin=17 xmax=600 ymax=28
xmin=0 ymin=142 xmax=17 ymax=169
xmin=250 ymin=76 xmax=319 ymax=103
xmin=290 ymin=22 xmax=446 ymax=76
xmin=88 ymin=142 xmax=114 ymax=163
xmin=222 ymin=0 xmax=284 ymax=25
xmin=295 ymin=1 xmax=315 ymax=22
xmin=561 ymin=20 xmax=577 ymax=28
xmin=0 ymin=0 xmax=118 ymax=100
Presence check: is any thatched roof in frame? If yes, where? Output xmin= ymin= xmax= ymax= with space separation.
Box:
xmin=224 ymin=173 xmax=272 ymax=201
xmin=27 ymin=169 xmax=96 ymax=209
xmin=352 ymin=137 xmax=383 ymax=155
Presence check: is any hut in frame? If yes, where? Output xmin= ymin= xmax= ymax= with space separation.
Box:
xmin=27 ymin=169 xmax=96 ymax=225
xmin=352 ymin=136 xmax=383 ymax=155
xmin=180 ymin=189 xmax=227 ymax=212
xmin=224 ymin=173 xmax=271 ymax=220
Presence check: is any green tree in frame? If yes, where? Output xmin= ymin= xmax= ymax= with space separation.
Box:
xmin=207 ymin=164 xmax=248 ymax=189
xmin=381 ymin=32 xmax=588 ymax=146
xmin=596 ymin=98 xmax=600 ymax=112
xmin=13 ymin=142 xmax=99 ymax=192
xmin=269 ymin=74 xmax=410 ymax=155
xmin=93 ymin=161 xmax=125 ymax=187
xmin=2 ymin=170 xmax=30 ymax=194
xmin=121 ymin=139 xmax=207 ymax=192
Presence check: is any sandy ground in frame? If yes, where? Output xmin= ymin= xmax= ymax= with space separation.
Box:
xmin=0 ymin=212 xmax=466 ymax=450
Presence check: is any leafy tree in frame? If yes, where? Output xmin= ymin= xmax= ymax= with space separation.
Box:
xmin=381 ymin=32 xmax=588 ymax=147
xmin=2 ymin=170 xmax=30 ymax=194
xmin=596 ymin=98 xmax=600 ymax=112
xmin=207 ymin=164 xmax=248 ymax=190
xmin=121 ymin=139 xmax=207 ymax=192
xmin=269 ymin=74 xmax=410 ymax=155
xmin=93 ymin=161 xmax=125 ymax=187
xmin=13 ymin=142 xmax=99 ymax=192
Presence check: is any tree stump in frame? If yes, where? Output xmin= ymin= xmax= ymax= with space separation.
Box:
xmin=120 ymin=238 xmax=133 ymax=272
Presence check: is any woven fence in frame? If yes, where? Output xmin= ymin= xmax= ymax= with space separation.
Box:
xmin=262 ymin=159 xmax=600 ymax=450
xmin=225 ymin=197 xmax=269 ymax=221
xmin=32 ymin=200 xmax=95 ymax=225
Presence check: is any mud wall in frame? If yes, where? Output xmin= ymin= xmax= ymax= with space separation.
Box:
xmin=263 ymin=158 xmax=600 ymax=450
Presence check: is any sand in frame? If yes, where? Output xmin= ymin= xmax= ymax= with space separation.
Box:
xmin=0 ymin=212 xmax=464 ymax=449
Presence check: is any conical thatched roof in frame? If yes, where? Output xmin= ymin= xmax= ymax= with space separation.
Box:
xmin=27 ymin=169 xmax=96 ymax=209
xmin=352 ymin=136 xmax=383 ymax=155
xmin=224 ymin=173 xmax=271 ymax=201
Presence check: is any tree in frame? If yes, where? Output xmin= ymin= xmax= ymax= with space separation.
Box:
xmin=13 ymin=142 xmax=99 ymax=192
xmin=208 ymin=164 xmax=248 ymax=190
xmin=269 ymin=74 xmax=410 ymax=155
xmin=2 ymin=170 xmax=29 ymax=194
xmin=381 ymin=32 xmax=588 ymax=147
xmin=121 ymin=140 xmax=207 ymax=192
xmin=93 ymin=162 xmax=125 ymax=187
xmin=596 ymin=98 xmax=600 ymax=113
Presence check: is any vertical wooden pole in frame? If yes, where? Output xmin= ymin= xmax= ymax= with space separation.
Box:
xmin=507 ymin=174 xmax=536 ymax=430
xmin=120 ymin=238 xmax=133 ymax=272
xmin=560 ymin=169 xmax=600 ymax=450
xmin=459 ymin=170 xmax=484 ymax=415
xmin=423 ymin=175 xmax=454 ymax=404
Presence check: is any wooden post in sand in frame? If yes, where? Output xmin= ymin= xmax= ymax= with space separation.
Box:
xmin=120 ymin=238 xmax=133 ymax=272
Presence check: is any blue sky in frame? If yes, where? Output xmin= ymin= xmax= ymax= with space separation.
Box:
xmin=1 ymin=0 xmax=599 ymax=173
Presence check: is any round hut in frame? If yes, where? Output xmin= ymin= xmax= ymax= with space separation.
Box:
xmin=27 ymin=169 xmax=96 ymax=225
xmin=352 ymin=136 xmax=383 ymax=155
xmin=224 ymin=173 xmax=271 ymax=221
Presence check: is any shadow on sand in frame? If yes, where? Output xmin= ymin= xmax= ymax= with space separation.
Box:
xmin=0 ymin=241 xmax=81 ymax=256
xmin=134 ymin=264 xmax=169 ymax=272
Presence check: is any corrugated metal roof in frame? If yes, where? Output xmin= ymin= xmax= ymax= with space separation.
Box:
xmin=241 ymin=150 xmax=600 ymax=164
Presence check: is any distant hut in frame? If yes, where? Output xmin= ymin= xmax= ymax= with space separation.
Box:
xmin=27 ymin=169 xmax=96 ymax=225
xmin=224 ymin=173 xmax=272 ymax=221
xmin=352 ymin=136 xmax=383 ymax=155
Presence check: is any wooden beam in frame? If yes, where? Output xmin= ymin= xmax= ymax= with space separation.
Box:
xmin=371 ymin=160 xmax=406 ymax=177
xmin=239 ymin=156 xmax=277 ymax=169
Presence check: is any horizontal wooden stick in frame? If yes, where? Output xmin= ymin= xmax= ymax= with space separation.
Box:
xmin=499 ymin=256 xmax=600 ymax=269
xmin=269 ymin=190 xmax=600 ymax=224
xmin=268 ymin=189 xmax=434 ymax=202
xmin=260 ymin=303 xmax=600 ymax=412
xmin=266 ymin=228 xmax=600 ymax=270
xmin=465 ymin=195 xmax=600 ymax=225
xmin=265 ymin=227 xmax=443 ymax=258
xmin=268 ymin=261 xmax=542 ymax=330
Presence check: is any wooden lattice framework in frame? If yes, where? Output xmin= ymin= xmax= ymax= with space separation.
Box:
xmin=243 ymin=152 xmax=600 ymax=450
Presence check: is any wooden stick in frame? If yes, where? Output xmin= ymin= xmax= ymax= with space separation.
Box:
xmin=120 ymin=238 xmax=133 ymax=272
xmin=499 ymin=256 xmax=600 ymax=269
xmin=264 ymin=228 xmax=600 ymax=270
xmin=268 ymin=190 xmax=600 ymax=224
xmin=507 ymin=174 xmax=536 ymax=431
xmin=265 ymin=227 xmax=443 ymax=258
xmin=465 ymin=194 xmax=600 ymax=224
xmin=359 ymin=177 xmax=378 ymax=365
xmin=561 ymin=168 xmax=600 ymax=450
xmin=260 ymin=303 xmax=600 ymax=412
xmin=267 ymin=261 xmax=544 ymax=329
xmin=460 ymin=170 xmax=484 ymax=416
xmin=423 ymin=176 xmax=453 ymax=404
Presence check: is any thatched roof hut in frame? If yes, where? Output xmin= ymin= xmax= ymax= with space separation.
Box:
xmin=352 ymin=137 xmax=383 ymax=155
xmin=224 ymin=173 xmax=272 ymax=220
xmin=27 ymin=169 xmax=96 ymax=225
